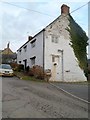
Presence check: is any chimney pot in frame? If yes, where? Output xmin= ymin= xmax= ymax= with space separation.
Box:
xmin=61 ymin=4 xmax=70 ymax=15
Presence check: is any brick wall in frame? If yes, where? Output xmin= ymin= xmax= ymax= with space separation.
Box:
xmin=61 ymin=4 xmax=70 ymax=14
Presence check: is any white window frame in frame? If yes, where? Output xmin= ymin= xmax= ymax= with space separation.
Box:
xmin=31 ymin=39 xmax=36 ymax=48
xmin=52 ymin=35 xmax=59 ymax=43
xmin=30 ymin=56 xmax=36 ymax=66
xmin=52 ymin=56 xmax=55 ymax=62
xmin=52 ymin=55 xmax=59 ymax=63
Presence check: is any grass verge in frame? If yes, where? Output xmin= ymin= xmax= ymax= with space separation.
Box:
xmin=14 ymin=71 xmax=46 ymax=82
xmin=14 ymin=71 xmax=90 ymax=84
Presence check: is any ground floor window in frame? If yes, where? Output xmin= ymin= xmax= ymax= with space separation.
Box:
xmin=52 ymin=56 xmax=55 ymax=62
xmin=52 ymin=55 xmax=59 ymax=64
xmin=30 ymin=56 xmax=36 ymax=66
xmin=23 ymin=59 xmax=27 ymax=69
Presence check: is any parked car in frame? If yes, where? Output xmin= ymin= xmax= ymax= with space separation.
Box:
xmin=0 ymin=64 xmax=14 ymax=76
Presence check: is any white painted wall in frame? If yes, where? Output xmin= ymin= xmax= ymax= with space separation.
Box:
xmin=17 ymin=31 xmax=44 ymax=68
xmin=44 ymin=14 xmax=87 ymax=82
xmin=28 ymin=31 xmax=44 ymax=67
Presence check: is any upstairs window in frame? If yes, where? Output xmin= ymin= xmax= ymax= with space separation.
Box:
xmin=23 ymin=45 xmax=27 ymax=52
xmin=52 ymin=35 xmax=59 ymax=43
xmin=30 ymin=56 xmax=36 ymax=66
xmin=31 ymin=39 xmax=36 ymax=48
xmin=19 ymin=49 xmax=22 ymax=55
xmin=52 ymin=56 xmax=55 ymax=62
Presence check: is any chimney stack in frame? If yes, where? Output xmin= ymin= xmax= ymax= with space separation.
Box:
xmin=7 ymin=42 xmax=10 ymax=48
xmin=28 ymin=36 xmax=33 ymax=41
xmin=61 ymin=4 xmax=70 ymax=15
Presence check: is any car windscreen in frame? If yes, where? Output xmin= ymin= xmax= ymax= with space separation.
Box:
xmin=0 ymin=64 xmax=12 ymax=69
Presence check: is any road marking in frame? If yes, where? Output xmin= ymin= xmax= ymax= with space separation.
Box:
xmin=50 ymin=83 xmax=90 ymax=104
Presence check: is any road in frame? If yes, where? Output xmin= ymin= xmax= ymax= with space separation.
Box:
xmin=52 ymin=82 xmax=89 ymax=102
xmin=2 ymin=77 xmax=88 ymax=118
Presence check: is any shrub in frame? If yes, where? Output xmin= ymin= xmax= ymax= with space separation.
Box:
xmin=17 ymin=64 xmax=24 ymax=72
xmin=10 ymin=63 xmax=19 ymax=71
xmin=28 ymin=67 xmax=35 ymax=76
xmin=28 ymin=65 xmax=44 ymax=79
xmin=88 ymin=64 xmax=90 ymax=74
xmin=25 ymin=66 xmax=30 ymax=72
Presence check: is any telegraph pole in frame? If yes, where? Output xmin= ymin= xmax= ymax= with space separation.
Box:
xmin=7 ymin=41 xmax=10 ymax=63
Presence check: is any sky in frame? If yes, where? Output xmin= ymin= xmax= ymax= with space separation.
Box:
xmin=0 ymin=0 xmax=90 ymax=58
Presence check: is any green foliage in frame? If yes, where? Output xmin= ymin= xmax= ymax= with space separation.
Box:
xmin=88 ymin=60 xmax=90 ymax=81
xmin=17 ymin=64 xmax=24 ymax=72
xmin=67 ymin=14 xmax=88 ymax=78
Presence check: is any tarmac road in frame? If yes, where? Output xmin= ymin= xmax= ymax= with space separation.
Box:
xmin=52 ymin=82 xmax=89 ymax=102
xmin=2 ymin=76 xmax=88 ymax=118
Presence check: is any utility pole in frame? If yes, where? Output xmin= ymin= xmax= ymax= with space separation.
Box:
xmin=7 ymin=42 xmax=10 ymax=63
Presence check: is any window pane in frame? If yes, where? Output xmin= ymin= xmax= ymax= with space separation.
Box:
xmin=31 ymin=58 xmax=35 ymax=65
xmin=31 ymin=39 xmax=36 ymax=48
xmin=24 ymin=46 xmax=27 ymax=52
xmin=52 ymin=35 xmax=58 ymax=43
xmin=52 ymin=56 xmax=55 ymax=62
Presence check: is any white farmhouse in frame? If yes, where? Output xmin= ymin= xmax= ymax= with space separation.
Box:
xmin=17 ymin=4 xmax=87 ymax=82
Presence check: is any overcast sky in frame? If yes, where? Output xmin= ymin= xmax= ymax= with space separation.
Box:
xmin=0 ymin=0 xmax=89 ymax=57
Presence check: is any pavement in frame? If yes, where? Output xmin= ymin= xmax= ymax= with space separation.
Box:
xmin=2 ymin=76 xmax=88 ymax=118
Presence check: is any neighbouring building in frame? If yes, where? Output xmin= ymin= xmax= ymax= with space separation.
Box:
xmin=17 ymin=4 xmax=88 ymax=82
xmin=0 ymin=43 xmax=17 ymax=64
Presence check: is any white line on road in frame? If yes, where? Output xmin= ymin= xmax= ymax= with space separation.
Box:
xmin=50 ymin=83 xmax=90 ymax=104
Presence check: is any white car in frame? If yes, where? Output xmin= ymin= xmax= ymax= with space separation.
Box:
xmin=0 ymin=64 xmax=14 ymax=76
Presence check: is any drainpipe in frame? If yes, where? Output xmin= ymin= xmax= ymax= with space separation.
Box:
xmin=61 ymin=50 xmax=64 ymax=81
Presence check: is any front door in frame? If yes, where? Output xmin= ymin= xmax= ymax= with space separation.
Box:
xmin=51 ymin=63 xmax=57 ymax=81
xmin=23 ymin=59 xmax=27 ymax=70
xmin=50 ymin=55 xmax=60 ymax=81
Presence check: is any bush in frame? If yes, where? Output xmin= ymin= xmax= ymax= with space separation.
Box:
xmin=17 ymin=64 xmax=24 ymax=72
xmin=10 ymin=63 xmax=18 ymax=71
xmin=28 ymin=65 xmax=44 ymax=79
xmin=25 ymin=66 xmax=30 ymax=72
xmin=10 ymin=63 xmax=24 ymax=72
xmin=88 ymin=64 xmax=90 ymax=73
xmin=28 ymin=67 xmax=34 ymax=76
xmin=87 ymin=63 xmax=90 ymax=81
